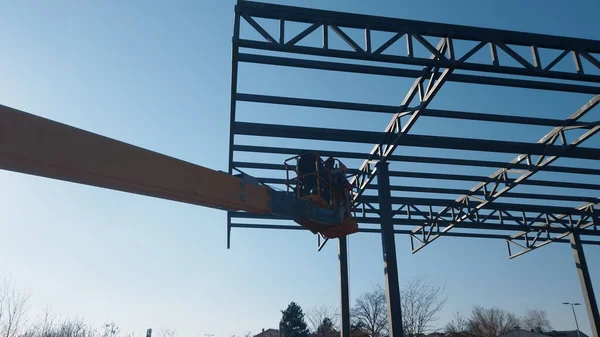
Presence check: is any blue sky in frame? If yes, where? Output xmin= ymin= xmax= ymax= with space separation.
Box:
xmin=0 ymin=1 xmax=599 ymax=337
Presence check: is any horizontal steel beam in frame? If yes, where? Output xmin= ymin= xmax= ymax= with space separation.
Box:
xmin=237 ymin=1 xmax=600 ymax=86
xmin=238 ymin=54 xmax=600 ymax=94
xmin=357 ymin=195 xmax=598 ymax=216
xmin=237 ymin=1 xmax=600 ymax=53
xmin=237 ymin=39 xmax=600 ymax=84
xmin=237 ymin=93 xmax=598 ymax=129
xmin=230 ymin=208 xmax=600 ymax=237
xmin=233 ymin=163 xmax=598 ymax=203
xmin=229 ymin=222 xmax=600 ymax=245
xmin=230 ymin=212 xmax=600 ymax=235
xmin=249 ymin=169 xmax=600 ymax=192
xmin=233 ymin=122 xmax=600 ymax=160
xmin=232 ymin=145 xmax=600 ymax=176
xmin=230 ymin=208 xmax=577 ymax=228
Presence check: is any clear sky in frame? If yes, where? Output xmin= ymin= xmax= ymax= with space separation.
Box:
xmin=0 ymin=1 xmax=599 ymax=337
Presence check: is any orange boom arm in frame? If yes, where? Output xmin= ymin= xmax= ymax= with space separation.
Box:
xmin=0 ymin=104 xmax=342 ymax=229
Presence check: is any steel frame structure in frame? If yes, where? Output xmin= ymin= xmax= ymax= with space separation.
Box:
xmin=227 ymin=1 xmax=600 ymax=337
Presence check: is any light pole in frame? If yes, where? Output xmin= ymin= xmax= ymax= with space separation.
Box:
xmin=562 ymin=302 xmax=582 ymax=337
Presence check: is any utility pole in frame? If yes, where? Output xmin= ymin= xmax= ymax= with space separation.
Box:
xmin=563 ymin=302 xmax=582 ymax=337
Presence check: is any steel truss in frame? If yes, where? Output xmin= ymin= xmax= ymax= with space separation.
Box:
xmin=228 ymin=1 xmax=600 ymax=337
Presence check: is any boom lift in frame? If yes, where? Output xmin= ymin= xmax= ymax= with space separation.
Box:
xmin=0 ymin=104 xmax=359 ymax=239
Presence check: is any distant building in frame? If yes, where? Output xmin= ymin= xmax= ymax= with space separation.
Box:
xmin=500 ymin=328 xmax=589 ymax=337
xmin=428 ymin=333 xmax=446 ymax=337
xmin=254 ymin=328 xmax=279 ymax=337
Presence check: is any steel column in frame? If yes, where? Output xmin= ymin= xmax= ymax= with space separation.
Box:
xmin=339 ymin=236 xmax=350 ymax=337
xmin=227 ymin=9 xmax=241 ymax=249
xmin=570 ymin=232 xmax=600 ymax=337
xmin=377 ymin=162 xmax=404 ymax=337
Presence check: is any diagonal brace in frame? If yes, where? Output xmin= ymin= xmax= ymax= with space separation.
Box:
xmin=410 ymin=94 xmax=600 ymax=253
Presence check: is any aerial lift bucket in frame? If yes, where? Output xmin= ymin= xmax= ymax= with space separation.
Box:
xmin=284 ymin=153 xmax=359 ymax=238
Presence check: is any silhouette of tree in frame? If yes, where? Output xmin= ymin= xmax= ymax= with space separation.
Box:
xmin=307 ymin=306 xmax=338 ymax=333
xmin=351 ymin=285 xmax=387 ymax=337
xmin=280 ymin=302 xmax=310 ymax=337
xmin=0 ymin=278 xmax=30 ymax=337
xmin=519 ymin=309 xmax=552 ymax=332
xmin=445 ymin=311 xmax=468 ymax=334
xmin=401 ymin=276 xmax=447 ymax=336
xmin=315 ymin=318 xmax=337 ymax=337
xmin=466 ymin=306 xmax=518 ymax=337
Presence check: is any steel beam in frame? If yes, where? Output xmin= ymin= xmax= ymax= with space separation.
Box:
xmin=411 ymin=95 xmax=600 ymax=253
xmin=377 ymin=162 xmax=404 ymax=337
xmin=230 ymin=209 xmax=600 ymax=237
xmin=229 ymin=211 xmax=596 ymax=235
xmin=237 ymin=1 xmax=600 ymax=53
xmin=229 ymin=222 xmax=600 ymax=245
xmin=232 ymin=210 xmax=600 ymax=236
xmin=237 ymin=40 xmax=600 ymax=85
xmin=570 ymin=232 xmax=600 ymax=337
xmin=239 ymin=53 xmax=600 ymax=94
xmin=232 ymin=211 xmax=565 ymax=229
xmin=339 ymin=237 xmax=350 ymax=337
xmin=233 ymin=122 xmax=600 ymax=160
xmin=235 ymin=1 xmax=600 ymax=84
xmin=250 ymin=173 xmax=600 ymax=193
xmin=237 ymin=93 xmax=599 ymax=129
xmin=232 ymin=162 xmax=599 ymax=203
xmin=232 ymin=145 xmax=600 ymax=176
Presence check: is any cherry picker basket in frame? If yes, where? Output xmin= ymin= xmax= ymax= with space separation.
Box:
xmin=283 ymin=152 xmax=358 ymax=238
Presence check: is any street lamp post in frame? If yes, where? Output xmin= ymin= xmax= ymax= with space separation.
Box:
xmin=563 ymin=302 xmax=582 ymax=337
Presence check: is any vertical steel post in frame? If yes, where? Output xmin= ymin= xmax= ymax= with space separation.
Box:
xmin=570 ymin=232 xmax=599 ymax=337
xmin=376 ymin=162 xmax=404 ymax=337
xmin=339 ymin=236 xmax=351 ymax=337
xmin=227 ymin=7 xmax=241 ymax=250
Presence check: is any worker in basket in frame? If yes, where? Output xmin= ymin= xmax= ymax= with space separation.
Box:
xmin=324 ymin=157 xmax=352 ymax=217
xmin=297 ymin=152 xmax=317 ymax=197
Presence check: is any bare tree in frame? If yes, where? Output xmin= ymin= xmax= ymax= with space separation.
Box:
xmin=102 ymin=322 xmax=119 ymax=337
xmin=307 ymin=305 xmax=339 ymax=333
xmin=0 ymin=278 xmax=30 ymax=337
xmin=467 ymin=306 xmax=519 ymax=337
xmin=445 ymin=311 xmax=468 ymax=334
xmin=156 ymin=328 xmax=177 ymax=337
xmin=401 ymin=276 xmax=447 ymax=336
xmin=57 ymin=316 xmax=97 ymax=337
xmin=23 ymin=311 xmax=98 ymax=337
xmin=351 ymin=285 xmax=387 ymax=337
xmin=519 ymin=309 xmax=552 ymax=332
xmin=38 ymin=306 xmax=56 ymax=336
